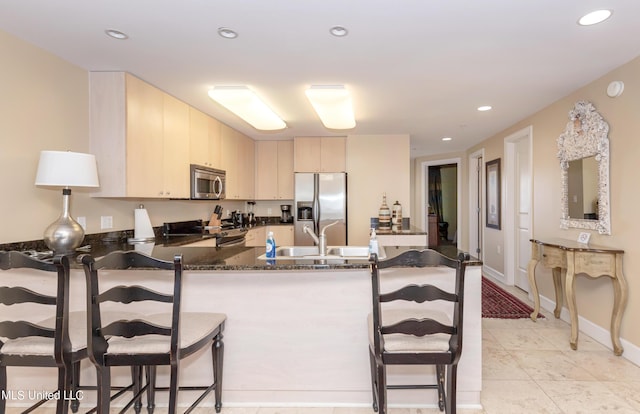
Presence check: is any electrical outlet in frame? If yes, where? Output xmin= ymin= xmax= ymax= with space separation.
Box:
xmin=497 ymin=245 xmax=501 ymax=254
xmin=267 ymin=208 xmax=272 ymax=215
xmin=100 ymin=216 xmax=113 ymax=229
xmin=76 ymin=216 xmax=87 ymax=230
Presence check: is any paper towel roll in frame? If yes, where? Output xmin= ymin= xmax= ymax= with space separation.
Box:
xmin=132 ymin=206 xmax=155 ymax=242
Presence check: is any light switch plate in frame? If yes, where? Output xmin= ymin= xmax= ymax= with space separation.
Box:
xmin=100 ymin=216 xmax=113 ymax=229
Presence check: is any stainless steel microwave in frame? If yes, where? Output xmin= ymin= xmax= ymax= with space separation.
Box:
xmin=190 ymin=165 xmax=226 ymax=200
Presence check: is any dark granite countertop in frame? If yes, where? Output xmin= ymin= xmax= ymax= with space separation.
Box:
xmin=1 ymin=221 xmax=478 ymax=271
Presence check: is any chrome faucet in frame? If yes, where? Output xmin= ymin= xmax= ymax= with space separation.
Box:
xmin=303 ymin=224 xmax=320 ymax=246
xmin=303 ymin=221 xmax=339 ymax=256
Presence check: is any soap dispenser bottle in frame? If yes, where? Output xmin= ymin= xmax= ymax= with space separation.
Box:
xmin=369 ymin=228 xmax=379 ymax=258
xmin=266 ymin=231 xmax=276 ymax=259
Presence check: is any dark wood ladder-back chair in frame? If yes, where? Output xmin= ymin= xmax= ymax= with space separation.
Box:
xmin=80 ymin=250 xmax=226 ymax=414
xmin=368 ymin=249 xmax=470 ymax=414
xmin=0 ymin=251 xmax=87 ymax=414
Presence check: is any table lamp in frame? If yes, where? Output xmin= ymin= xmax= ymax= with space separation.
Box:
xmin=35 ymin=150 xmax=100 ymax=255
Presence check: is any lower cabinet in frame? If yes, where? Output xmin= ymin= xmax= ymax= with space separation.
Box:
xmin=246 ymin=225 xmax=293 ymax=247
xmin=245 ymin=227 xmax=266 ymax=247
xmin=269 ymin=225 xmax=294 ymax=246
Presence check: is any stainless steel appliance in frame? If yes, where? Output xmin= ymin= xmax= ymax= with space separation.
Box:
xmin=190 ymin=165 xmax=225 ymax=200
xmin=163 ymin=219 xmax=245 ymax=247
xmin=280 ymin=204 xmax=293 ymax=223
xmin=294 ymin=173 xmax=347 ymax=246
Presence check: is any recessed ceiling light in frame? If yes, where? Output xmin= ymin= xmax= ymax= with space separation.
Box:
xmin=329 ymin=26 xmax=349 ymax=37
xmin=578 ymin=10 xmax=612 ymax=26
xmin=105 ymin=29 xmax=128 ymax=40
xmin=477 ymin=105 xmax=492 ymax=112
xmin=218 ymin=27 xmax=238 ymax=39
xmin=442 ymin=137 xmax=452 ymax=141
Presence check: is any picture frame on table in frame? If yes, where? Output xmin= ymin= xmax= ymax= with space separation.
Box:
xmin=486 ymin=158 xmax=501 ymax=229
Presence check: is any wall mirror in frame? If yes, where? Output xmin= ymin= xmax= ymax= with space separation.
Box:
xmin=557 ymin=101 xmax=610 ymax=234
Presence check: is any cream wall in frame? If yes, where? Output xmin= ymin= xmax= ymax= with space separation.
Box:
xmin=0 ymin=30 xmax=251 ymax=244
xmin=468 ymin=55 xmax=640 ymax=351
xmin=346 ymin=135 xmax=410 ymax=245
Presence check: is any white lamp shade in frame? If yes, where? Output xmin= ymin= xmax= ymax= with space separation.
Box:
xmin=35 ymin=150 xmax=100 ymax=188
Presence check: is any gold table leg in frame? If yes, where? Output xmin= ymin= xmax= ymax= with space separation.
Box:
xmin=611 ymin=253 xmax=628 ymax=356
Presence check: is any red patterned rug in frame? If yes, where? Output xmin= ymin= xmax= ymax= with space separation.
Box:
xmin=482 ymin=277 xmax=544 ymax=319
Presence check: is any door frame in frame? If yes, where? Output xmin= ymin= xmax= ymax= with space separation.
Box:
xmin=421 ymin=157 xmax=462 ymax=245
xmin=504 ymin=126 xmax=533 ymax=287
xmin=468 ymin=149 xmax=484 ymax=260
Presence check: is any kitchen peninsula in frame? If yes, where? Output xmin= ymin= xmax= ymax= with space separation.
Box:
xmin=1 ymin=235 xmax=482 ymax=410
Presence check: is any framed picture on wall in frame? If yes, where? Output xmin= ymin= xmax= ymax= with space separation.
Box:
xmin=486 ymin=158 xmax=501 ymax=229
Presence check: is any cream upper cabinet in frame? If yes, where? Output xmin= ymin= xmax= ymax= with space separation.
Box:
xmin=255 ymin=141 xmax=278 ymax=199
xmin=255 ymin=140 xmax=294 ymax=200
xmin=277 ymin=141 xmax=294 ymax=199
xmin=90 ymin=72 xmax=190 ymax=198
xmin=162 ymin=94 xmax=190 ymax=198
xmin=189 ymin=107 xmax=222 ymax=169
xmin=294 ymin=137 xmax=346 ymax=172
xmin=238 ymin=132 xmax=255 ymax=200
xmin=221 ymin=124 xmax=255 ymax=200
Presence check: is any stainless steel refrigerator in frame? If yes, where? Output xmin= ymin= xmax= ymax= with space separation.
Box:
xmin=294 ymin=173 xmax=347 ymax=246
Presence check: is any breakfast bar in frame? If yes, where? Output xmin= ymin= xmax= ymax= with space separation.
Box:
xmin=1 ymin=241 xmax=482 ymax=410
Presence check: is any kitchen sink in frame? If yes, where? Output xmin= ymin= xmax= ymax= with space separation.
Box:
xmin=257 ymin=245 xmax=385 ymax=260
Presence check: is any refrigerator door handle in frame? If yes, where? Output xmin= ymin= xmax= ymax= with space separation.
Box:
xmin=313 ymin=173 xmax=320 ymax=234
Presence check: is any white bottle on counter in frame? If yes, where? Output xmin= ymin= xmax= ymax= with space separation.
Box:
xmin=266 ymin=231 xmax=276 ymax=259
xmin=368 ymin=228 xmax=379 ymax=258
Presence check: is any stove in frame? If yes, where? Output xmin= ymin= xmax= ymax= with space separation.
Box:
xmin=162 ymin=220 xmax=206 ymax=237
xmin=163 ymin=220 xmax=246 ymax=247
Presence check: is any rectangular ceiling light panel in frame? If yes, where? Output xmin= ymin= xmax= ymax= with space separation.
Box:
xmin=305 ymin=85 xmax=356 ymax=130
xmin=208 ymin=86 xmax=286 ymax=131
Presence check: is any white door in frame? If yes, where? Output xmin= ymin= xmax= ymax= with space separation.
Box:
xmin=505 ymin=128 xmax=531 ymax=292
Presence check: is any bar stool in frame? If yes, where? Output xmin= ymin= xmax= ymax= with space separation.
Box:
xmin=368 ymin=249 xmax=470 ymax=414
xmin=0 ymin=251 xmax=87 ymax=414
xmin=81 ymin=251 xmax=226 ymax=414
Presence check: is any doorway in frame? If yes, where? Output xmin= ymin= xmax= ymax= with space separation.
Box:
xmin=468 ymin=149 xmax=484 ymax=260
xmin=504 ymin=126 xmax=533 ymax=291
xmin=421 ymin=158 xmax=461 ymax=248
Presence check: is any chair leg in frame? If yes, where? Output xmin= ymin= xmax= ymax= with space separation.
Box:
xmin=95 ymin=366 xmax=111 ymax=414
xmin=436 ymin=364 xmax=445 ymax=411
xmin=168 ymin=362 xmax=179 ymax=414
xmin=71 ymin=361 xmax=81 ymax=413
xmin=145 ymin=366 xmax=156 ymax=414
xmin=445 ymin=363 xmax=458 ymax=414
xmin=375 ymin=357 xmax=387 ymax=414
xmin=57 ymin=365 xmax=70 ymax=414
xmin=0 ymin=366 xmax=7 ymax=414
xmin=368 ymin=347 xmax=379 ymax=412
xmin=212 ymin=333 xmax=224 ymax=413
xmin=131 ymin=366 xmax=143 ymax=414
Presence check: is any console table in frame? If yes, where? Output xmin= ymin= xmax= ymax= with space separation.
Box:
xmin=527 ymin=238 xmax=627 ymax=355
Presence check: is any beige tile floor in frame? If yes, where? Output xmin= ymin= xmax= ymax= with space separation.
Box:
xmin=7 ymin=282 xmax=640 ymax=414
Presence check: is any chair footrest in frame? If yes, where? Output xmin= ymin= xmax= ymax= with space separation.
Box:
xmin=387 ymin=384 xmax=439 ymax=390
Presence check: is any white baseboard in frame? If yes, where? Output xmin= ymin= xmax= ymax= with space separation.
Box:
xmin=482 ymin=265 xmax=505 ymax=284
xmin=538 ymin=293 xmax=640 ymax=367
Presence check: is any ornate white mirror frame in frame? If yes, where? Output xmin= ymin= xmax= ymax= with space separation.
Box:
xmin=557 ymin=100 xmax=611 ymax=234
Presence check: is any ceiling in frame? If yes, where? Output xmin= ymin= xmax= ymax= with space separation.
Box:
xmin=1 ymin=1 xmax=640 ymax=158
